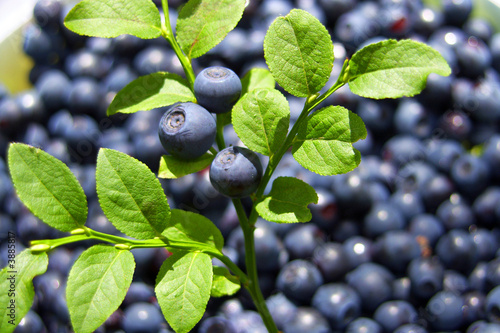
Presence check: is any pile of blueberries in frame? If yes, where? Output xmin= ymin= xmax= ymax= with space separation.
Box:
xmin=1 ymin=0 xmax=500 ymax=332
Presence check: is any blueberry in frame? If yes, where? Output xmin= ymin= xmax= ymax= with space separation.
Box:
xmin=363 ymin=202 xmax=406 ymax=238
xmin=276 ymin=259 xmax=323 ymax=304
xmin=439 ymin=110 xmax=473 ymax=142
xmin=463 ymin=291 xmax=487 ymax=324
xmin=485 ymin=258 xmax=500 ymax=292
xmin=33 ymin=0 xmax=63 ymax=33
xmin=393 ymin=324 xmax=428 ymax=333
xmin=312 ymin=283 xmax=361 ymax=330
xmin=469 ymin=262 xmax=489 ymax=292
xmin=193 ymin=66 xmax=242 ymax=114
xmin=158 ymin=102 xmax=216 ymax=160
xmin=15 ymin=310 xmax=47 ymax=333
xmin=103 ymin=64 xmax=138 ymax=93
xmin=408 ymin=214 xmax=445 ymax=247
xmin=343 ymin=236 xmax=373 ymax=269
xmin=426 ymin=138 xmax=464 ymax=173
xmin=0 ymin=97 xmax=24 ymax=136
xmin=346 ymin=317 xmax=382 ymax=333
xmin=282 ymin=307 xmax=331 ymax=333
xmin=355 ymin=99 xmax=394 ymax=134
xmin=67 ymin=77 xmax=104 ymax=117
xmin=436 ymin=194 xmax=476 ymax=230
xmin=373 ymin=300 xmax=417 ymax=332
xmin=283 ymin=224 xmax=325 ymax=260
xmin=392 ymin=277 xmax=412 ymax=302
xmin=35 ymin=69 xmax=70 ymax=111
xmin=265 ymin=293 xmax=297 ymax=330
xmin=426 ymin=291 xmax=465 ymax=331
xmin=210 ymin=146 xmax=262 ymax=198
xmin=15 ymin=89 xmax=46 ymax=123
xmin=121 ymin=302 xmax=165 ymax=333
xmin=389 ymin=190 xmax=425 ymax=222
xmin=199 ymin=316 xmax=237 ymax=333
xmin=47 ymin=109 xmax=73 ymax=137
xmin=64 ymin=50 xmax=112 ymax=79
xmin=23 ymin=24 xmax=65 ymax=65
xmin=23 ymin=123 xmax=50 ymax=150
xmin=408 ymin=256 xmax=444 ymax=301
xmin=346 ymin=262 xmax=394 ymax=312
xmin=309 ymin=188 xmax=339 ymax=229
xmin=435 ymin=229 xmax=478 ymax=273
xmin=450 ymin=153 xmax=490 ymax=198
xmin=313 ymin=242 xmax=350 ymax=282
xmin=456 ymin=36 xmax=492 ymax=78
xmin=482 ymin=135 xmax=500 ymax=180
xmin=394 ymin=98 xmax=434 ymax=138
xmin=374 ymin=231 xmax=421 ymax=273
xmin=122 ymin=282 xmax=155 ymax=307
xmin=471 ymin=228 xmax=498 ymax=262
xmin=420 ymin=173 xmax=455 ymax=212
xmin=443 ymin=0 xmax=473 ymax=26
xmin=382 ymin=135 xmax=426 ymax=167
xmin=229 ymin=310 xmax=267 ymax=333
xmin=486 ymin=286 xmax=500 ymax=323
xmin=133 ymin=46 xmax=176 ymax=76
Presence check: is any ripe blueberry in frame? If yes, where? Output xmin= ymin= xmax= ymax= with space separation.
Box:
xmin=158 ymin=102 xmax=216 ymax=160
xmin=194 ymin=66 xmax=242 ymax=114
xmin=209 ymin=146 xmax=262 ymax=198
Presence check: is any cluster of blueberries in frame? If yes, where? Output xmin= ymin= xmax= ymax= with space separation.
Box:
xmin=1 ymin=0 xmax=500 ymax=332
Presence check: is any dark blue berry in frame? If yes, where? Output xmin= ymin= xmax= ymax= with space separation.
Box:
xmin=408 ymin=256 xmax=444 ymax=301
xmin=121 ymin=302 xmax=165 ymax=333
xmin=374 ymin=300 xmax=417 ymax=332
xmin=426 ymin=291 xmax=465 ymax=331
xmin=276 ymin=259 xmax=323 ymax=304
xmin=312 ymin=283 xmax=361 ymax=330
xmin=194 ymin=66 xmax=242 ymax=114
xmin=210 ymin=146 xmax=262 ymax=198
xmin=158 ymin=102 xmax=216 ymax=160
xmin=282 ymin=307 xmax=331 ymax=333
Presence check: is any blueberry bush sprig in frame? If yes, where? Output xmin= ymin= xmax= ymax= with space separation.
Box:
xmin=1 ymin=0 xmax=451 ymax=332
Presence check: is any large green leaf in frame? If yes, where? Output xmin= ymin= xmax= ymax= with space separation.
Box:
xmin=232 ymin=88 xmax=290 ymax=156
xmin=64 ymin=0 xmax=161 ymax=39
xmin=0 ymin=250 xmax=48 ymax=333
xmin=158 ymin=153 xmax=214 ymax=179
xmin=241 ymin=68 xmax=276 ymax=96
xmin=264 ymin=9 xmax=334 ymax=97
xmin=7 ymin=143 xmax=87 ymax=232
xmin=96 ymin=149 xmax=170 ymax=239
xmin=347 ymin=39 xmax=451 ymax=99
xmin=162 ymin=209 xmax=224 ymax=251
xmin=255 ymin=177 xmax=318 ymax=223
xmin=66 ymin=245 xmax=135 ymax=333
xmin=107 ymin=73 xmax=195 ymax=116
xmin=176 ymin=0 xmax=246 ymax=59
xmin=211 ymin=266 xmax=240 ymax=297
xmin=156 ymin=251 xmax=213 ymax=333
xmin=292 ymin=106 xmax=367 ymax=175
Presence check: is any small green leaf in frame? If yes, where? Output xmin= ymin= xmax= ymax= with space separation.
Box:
xmin=67 ymin=245 xmax=135 ymax=333
xmin=158 ymin=153 xmax=214 ymax=179
xmin=347 ymin=39 xmax=451 ymax=99
xmin=162 ymin=209 xmax=224 ymax=251
xmin=292 ymin=106 xmax=367 ymax=175
xmin=156 ymin=251 xmax=213 ymax=333
xmin=176 ymin=0 xmax=246 ymax=59
xmin=255 ymin=177 xmax=318 ymax=223
xmin=211 ymin=266 xmax=240 ymax=297
xmin=96 ymin=149 xmax=170 ymax=239
xmin=107 ymin=73 xmax=195 ymax=116
xmin=0 ymin=250 xmax=48 ymax=333
xmin=7 ymin=143 xmax=87 ymax=232
xmin=264 ymin=9 xmax=334 ymax=97
xmin=232 ymin=88 xmax=290 ymax=156
xmin=241 ymin=68 xmax=276 ymax=96
xmin=64 ymin=0 xmax=161 ymax=39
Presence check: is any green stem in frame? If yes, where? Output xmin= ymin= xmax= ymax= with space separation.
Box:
xmin=233 ymin=199 xmax=278 ymax=333
xmin=160 ymin=0 xmax=196 ymax=90
xmin=215 ymin=114 xmax=226 ymax=151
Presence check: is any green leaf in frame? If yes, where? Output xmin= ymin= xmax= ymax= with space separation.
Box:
xmin=211 ymin=266 xmax=240 ymax=297
xmin=176 ymin=0 xmax=246 ymax=59
xmin=263 ymin=9 xmax=334 ymax=97
xmin=347 ymin=39 xmax=452 ymax=99
xmin=241 ymin=68 xmax=276 ymax=96
xmin=156 ymin=251 xmax=212 ymax=333
xmin=66 ymin=245 xmax=135 ymax=333
xmin=158 ymin=153 xmax=214 ymax=179
xmin=7 ymin=143 xmax=87 ymax=232
xmin=162 ymin=209 xmax=224 ymax=251
xmin=255 ymin=177 xmax=318 ymax=223
xmin=64 ymin=0 xmax=161 ymax=39
xmin=96 ymin=149 xmax=170 ymax=239
xmin=107 ymin=73 xmax=195 ymax=116
xmin=292 ymin=106 xmax=367 ymax=175
xmin=232 ymin=88 xmax=290 ymax=156
xmin=0 ymin=249 xmax=48 ymax=333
